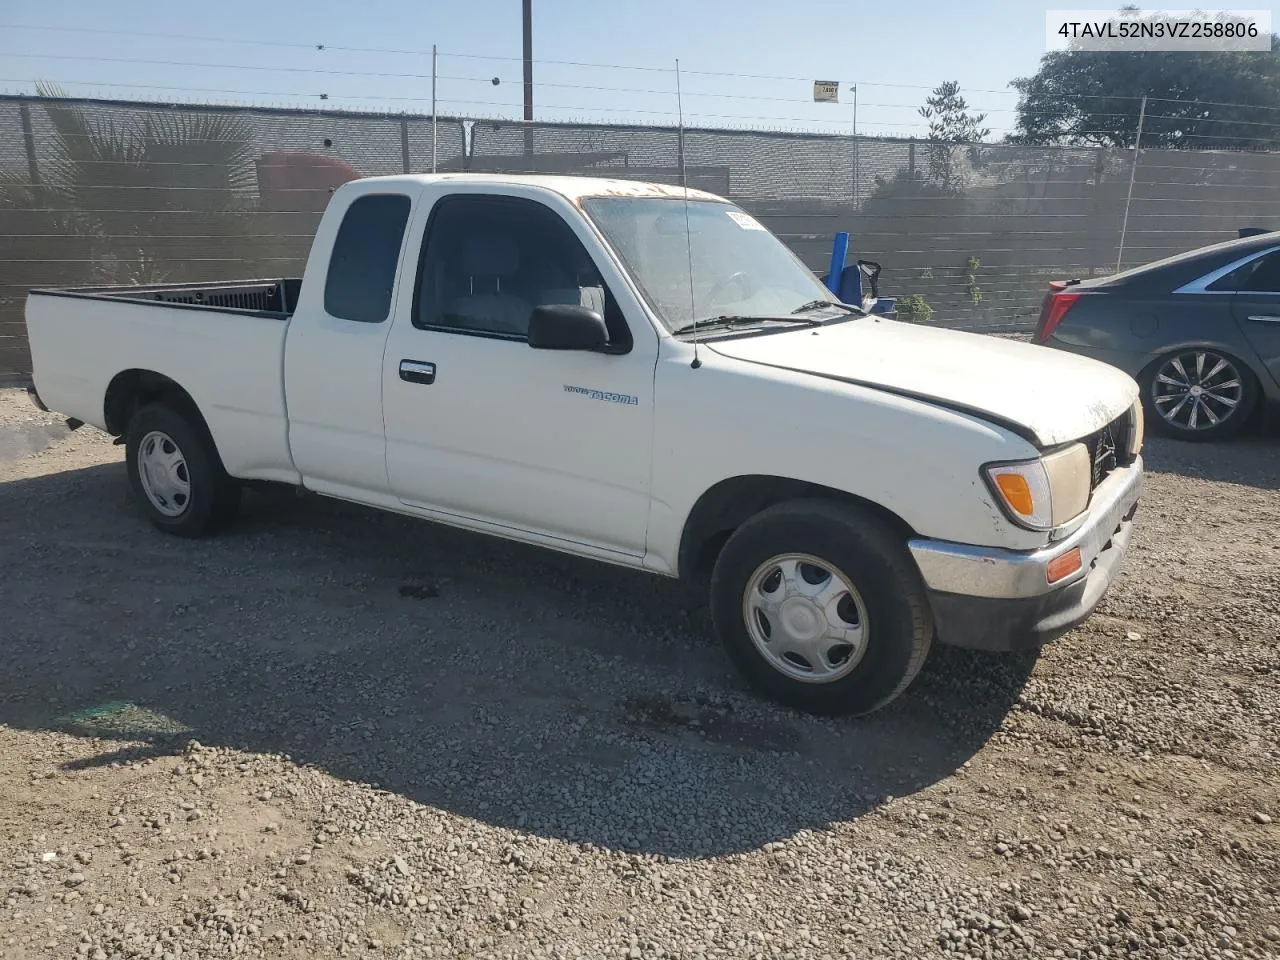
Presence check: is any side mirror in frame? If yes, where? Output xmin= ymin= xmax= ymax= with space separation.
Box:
xmin=527 ymin=304 xmax=610 ymax=351
xmin=857 ymin=259 xmax=882 ymax=300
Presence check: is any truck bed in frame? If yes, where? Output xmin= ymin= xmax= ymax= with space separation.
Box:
xmin=26 ymin=278 xmax=302 ymax=486
xmin=32 ymin=278 xmax=303 ymax=318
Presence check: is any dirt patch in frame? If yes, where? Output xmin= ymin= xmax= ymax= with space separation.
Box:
xmin=1 ymin=387 xmax=1278 ymax=959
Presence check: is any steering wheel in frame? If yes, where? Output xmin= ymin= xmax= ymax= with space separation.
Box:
xmin=704 ymin=270 xmax=752 ymax=308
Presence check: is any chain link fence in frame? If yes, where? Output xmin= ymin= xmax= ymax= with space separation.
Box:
xmin=0 ymin=96 xmax=467 ymax=381
xmin=3 ymin=94 xmax=1279 ymax=381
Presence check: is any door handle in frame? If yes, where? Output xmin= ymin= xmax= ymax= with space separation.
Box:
xmin=1247 ymin=314 xmax=1280 ymax=323
xmin=399 ymin=359 xmax=436 ymax=384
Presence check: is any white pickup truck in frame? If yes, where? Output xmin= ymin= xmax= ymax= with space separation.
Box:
xmin=25 ymin=173 xmax=1144 ymax=716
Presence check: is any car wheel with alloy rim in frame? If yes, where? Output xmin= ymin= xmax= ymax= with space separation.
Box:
xmin=1141 ymin=349 xmax=1256 ymax=442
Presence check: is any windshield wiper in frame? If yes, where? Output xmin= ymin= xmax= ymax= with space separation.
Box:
xmin=790 ymin=298 xmax=863 ymax=316
xmin=669 ymin=315 xmax=823 ymax=337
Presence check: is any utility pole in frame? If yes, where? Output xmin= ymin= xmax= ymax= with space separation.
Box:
xmin=522 ymin=0 xmax=534 ymax=168
xmin=1116 ymin=94 xmax=1147 ymax=273
xmin=431 ymin=44 xmax=438 ymax=173
xmin=851 ymin=83 xmax=859 ymax=208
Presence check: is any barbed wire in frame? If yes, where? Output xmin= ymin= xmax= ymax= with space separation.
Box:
xmin=2 ymin=86 xmax=1274 ymax=145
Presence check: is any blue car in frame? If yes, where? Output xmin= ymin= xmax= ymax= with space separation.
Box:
xmin=1035 ymin=231 xmax=1280 ymax=442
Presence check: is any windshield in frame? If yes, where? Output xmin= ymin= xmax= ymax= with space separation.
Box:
xmin=581 ymin=197 xmax=840 ymax=333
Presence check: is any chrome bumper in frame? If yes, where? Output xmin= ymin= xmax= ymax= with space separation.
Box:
xmin=908 ymin=457 xmax=1143 ymax=601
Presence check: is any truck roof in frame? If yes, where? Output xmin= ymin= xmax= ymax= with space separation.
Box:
xmin=351 ymin=172 xmax=728 ymax=205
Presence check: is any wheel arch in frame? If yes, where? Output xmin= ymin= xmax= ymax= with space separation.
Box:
xmin=106 ymin=369 xmax=193 ymax=434
xmin=104 ymin=369 xmax=225 ymax=464
xmin=676 ymin=474 xmax=916 ymax=584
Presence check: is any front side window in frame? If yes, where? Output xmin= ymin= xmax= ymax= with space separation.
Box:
xmin=581 ymin=197 xmax=837 ymax=333
xmin=323 ymin=193 xmax=412 ymax=323
xmin=414 ymin=194 xmax=629 ymax=347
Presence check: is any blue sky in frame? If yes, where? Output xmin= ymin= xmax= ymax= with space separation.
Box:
xmin=1 ymin=0 xmax=1093 ymax=138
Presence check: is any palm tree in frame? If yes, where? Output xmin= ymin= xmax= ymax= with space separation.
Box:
xmin=27 ymin=82 xmax=258 ymax=285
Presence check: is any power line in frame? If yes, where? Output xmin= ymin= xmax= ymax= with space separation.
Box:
xmin=0 ymin=22 xmax=320 ymax=51
xmin=0 ymin=22 xmax=1015 ymax=91
xmin=8 ymin=26 xmax=1280 ymax=116
xmin=1140 ymin=112 xmax=1280 ymax=130
xmin=0 ymin=49 xmax=1020 ymax=112
xmin=1146 ymin=95 xmax=1280 ymax=115
xmin=0 ymin=50 xmax=443 ymax=80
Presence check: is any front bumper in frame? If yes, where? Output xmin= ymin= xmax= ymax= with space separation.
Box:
xmin=907 ymin=457 xmax=1143 ymax=652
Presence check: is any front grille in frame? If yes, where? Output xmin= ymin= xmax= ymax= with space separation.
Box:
xmin=1082 ymin=410 xmax=1136 ymax=490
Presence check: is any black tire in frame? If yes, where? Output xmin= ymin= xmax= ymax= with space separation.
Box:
xmin=125 ymin=402 xmax=241 ymax=537
xmin=709 ymin=499 xmax=933 ymax=716
xmin=1140 ymin=348 xmax=1258 ymax=443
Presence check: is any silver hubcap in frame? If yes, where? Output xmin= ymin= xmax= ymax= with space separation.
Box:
xmin=742 ymin=553 xmax=869 ymax=684
xmin=1152 ymin=351 xmax=1242 ymax=431
xmin=137 ymin=431 xmax=191 ymax=517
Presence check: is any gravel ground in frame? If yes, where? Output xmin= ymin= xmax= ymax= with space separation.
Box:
xmin=1 ymin=386 xmax=1278 ymax=960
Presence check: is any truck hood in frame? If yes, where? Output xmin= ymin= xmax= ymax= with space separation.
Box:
xmin=705 ymin=317 xmax=1138 ymax=447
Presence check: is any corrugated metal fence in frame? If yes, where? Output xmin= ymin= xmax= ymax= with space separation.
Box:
xmin=3 ymin=94 xmax=1278 ymax=381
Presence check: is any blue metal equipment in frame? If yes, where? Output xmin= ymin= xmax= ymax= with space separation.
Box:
xmin=824 ymin=231 xmax=895 ymax=317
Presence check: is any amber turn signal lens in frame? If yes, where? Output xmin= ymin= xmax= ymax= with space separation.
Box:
xmin=994 ymin=473 xmax=1035 ymax=516
xmin=1046 ymin=548 xmax=1083 ymax=585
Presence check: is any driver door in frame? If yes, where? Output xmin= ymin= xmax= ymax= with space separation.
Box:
xmin=381 ymin=191 xmax=657 ymax=557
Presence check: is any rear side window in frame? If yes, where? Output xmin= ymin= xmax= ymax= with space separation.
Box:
xmin=324 ymin=193 xmax=412 ymax=323
xmin=1239 ymin=252 xmax=1280 ymax=292
xmin=1206 ymin=250 xmax=1280 ymax=293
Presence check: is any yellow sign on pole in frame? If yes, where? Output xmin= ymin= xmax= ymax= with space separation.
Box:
xmin=813 ymin=81 xmax=840 ymax=103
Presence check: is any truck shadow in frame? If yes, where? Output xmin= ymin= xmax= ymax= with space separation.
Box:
xmin=0 ymin=462 xmax=1035 ymax=859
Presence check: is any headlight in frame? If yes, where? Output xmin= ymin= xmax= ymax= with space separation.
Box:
xmin=984 ymin=443 xmax=1091 ymax=531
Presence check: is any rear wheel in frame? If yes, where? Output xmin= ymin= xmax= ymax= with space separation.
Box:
xmin=1142 ymin=349 xmax=1257 ymax=442
xmin=125 ymin=402 xmax=241 ymax=537
xmin=709 ymin=499 xmax=933 ymax=716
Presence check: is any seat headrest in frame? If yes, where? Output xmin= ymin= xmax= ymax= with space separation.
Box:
xmin=460 ymin=230 xmax=520 ymax=278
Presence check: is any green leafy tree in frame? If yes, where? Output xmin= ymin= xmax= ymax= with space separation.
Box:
xmin=917 ymin=81 xmax=991 ymax=194
xmin=1010 ymin=11 xmax=1280 ymax=149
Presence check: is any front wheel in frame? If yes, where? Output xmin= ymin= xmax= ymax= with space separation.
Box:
xmin=1141 ymin=348 xmax=1257 ymax=442
xmin=709 ymin=499 xmax=933 ymax=716
xmin=125 ymin=402 xmax=241 ymax=537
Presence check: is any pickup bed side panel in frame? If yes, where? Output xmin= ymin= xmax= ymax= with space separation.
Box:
xmin=25 ymin=293 xmax=298 ymax=484
xmin=646 ymin=346 xmax=1051 ymax=576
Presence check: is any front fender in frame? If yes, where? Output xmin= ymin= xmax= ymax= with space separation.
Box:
xmin=644 ymin=354 xmax=1050 ymax=576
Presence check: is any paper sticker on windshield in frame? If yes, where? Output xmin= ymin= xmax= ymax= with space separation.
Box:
xmin=725 ymin=210 xmax=765 ymax=231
